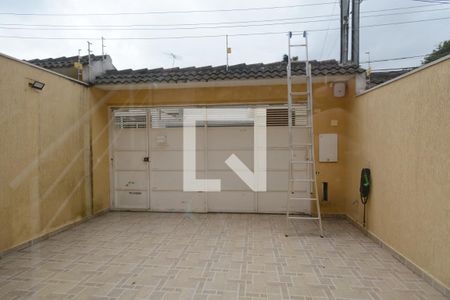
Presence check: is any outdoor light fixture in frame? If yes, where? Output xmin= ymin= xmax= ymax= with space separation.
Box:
xmin=29 ymin=80 xmax=45 ymax=90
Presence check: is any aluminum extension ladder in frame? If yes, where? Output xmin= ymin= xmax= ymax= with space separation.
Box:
xmin=285 ymin=31 xmax=324 ymax=238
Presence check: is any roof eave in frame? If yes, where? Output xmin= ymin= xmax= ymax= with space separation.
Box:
xmin=94 ymin=74 xmax=357 ymax=90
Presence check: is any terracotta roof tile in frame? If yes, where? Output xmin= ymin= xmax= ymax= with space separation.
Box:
xmin=95 ymin=60 xmax=363 ymax=85
xmin=368 ymin=69 xmax=414 ymax=88
xmin=27 ymin=54 xmax=105 ymax=69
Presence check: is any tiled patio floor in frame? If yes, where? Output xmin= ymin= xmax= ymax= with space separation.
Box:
xmin=0 ymin=212 xmax=446 ymax=300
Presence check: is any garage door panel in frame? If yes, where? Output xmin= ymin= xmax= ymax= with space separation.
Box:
xmin=207 ymin=150 xmax=253 ymax=170
xmin=267 ymin=171 xmax=309 ymax=192
xmin=115 ymin=171 xmax=148 ymax=190
xmin=286 ymin=198 xmax=310 ymax=213
xmin=267 ymin=150 xmax=309 ymax=170
xmin=208 ymin=192 xmax=255 ymax=212
xmin=291 ymin=128 xmax=309 ymax=144
xmin=207 ymin=171 xmax=251 ymax=191
xmin=291 ymin=150 xmax=309 ymax=163
xmin=258 ymin=192 xmax=309 ymax=213
xmin=151 ymin=150 xmax=205 ymax=171
xmin=267 ymin=128 xmax=288 ymax=147
xmin=114 ymin=151 xmax=148 ymax=171
xmin=258 ymin=192 xmax=285 ymax=212
xmin=113 ymin=129 xmax=148 ymax=151
xmin=112 ymin=109 xmax=150 ymax=210
xmin=115 ymin=190 xmax=148 ymax=209
xmin=151 ymin=171 xmax=206 ymax=191
xmin=151 ymin=192 xmax=205 ymax=212
xmin=267 ymin=127 xmax=308 ymax=147
xmin=151 ymin=128 xmax=205 ymax=150
xmin=267 ymin=150 xmax=288 ymax=170
xmin=207 ymin=127 xmax=253 ymax=150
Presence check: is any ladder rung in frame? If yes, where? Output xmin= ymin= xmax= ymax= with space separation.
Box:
xmin=289 ymin=179 xmax=315 ymax=182
xmin=287 ymin=216 xmax=320 ymax=220
xmin=290 ymin=91 xmax=308 ymax=96
xmin=292 ymin=143 xmax=313 ymax=148
xmin=290 ymin=160 xmax=314 ymax=164
xmin=289 ymin=197 xmax=318 ymax=201
xmin=292 ymin=125 xmax=312 ymax=128
xmin=290 ymin=44 xmax=307 ymax=47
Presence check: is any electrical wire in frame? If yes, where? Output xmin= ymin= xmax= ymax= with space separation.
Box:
xmin=0 ymin=18 xmax=341 ymax=31
xmin=413 ymin=0 xmax=450 ymax=3
xmin=371 ymin=67 xmax=417 ymax=71
xmin=0 ymin=8 xmax=449 ymax=32
xmin=361 ymin=54 xmax=427 ymax=63
xmin=0 ymin=2 xmax=336 ymax=16
xmin=0 ymin=16 xmax=448 ymax=40
xmin=319 ymin=0 xmax=339 ymax=60
xmin=0 ymin=4 xmax=448 ymax=29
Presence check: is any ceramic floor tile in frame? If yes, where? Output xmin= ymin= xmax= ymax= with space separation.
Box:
xmin=0 ymin=212 xmax=446 ymax=300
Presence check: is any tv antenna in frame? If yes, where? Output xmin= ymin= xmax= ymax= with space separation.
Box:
xmin=164 ymin=52 xmax=182 ymax=68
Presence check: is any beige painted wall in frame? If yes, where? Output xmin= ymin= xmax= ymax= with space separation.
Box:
xmin=90 ymin=79 xmax=356 ymax=215
xmin=2 ymin=52 xmax=448 ymax=291
xmin=0 ymin=55 xmax=91 ymax=252
xmin=344 ymin=58 xmax=450 ymax=289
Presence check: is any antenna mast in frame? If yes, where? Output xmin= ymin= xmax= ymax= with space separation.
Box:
xmin=226 ymin=35 xmax=229 ymax=71
xmin=87 ymin=41 xmax=92 ymax=82
xmin=77 ymin=49 xmax=82 ymax=80
xmin=101 ymin=37 xmax=106 ymax=60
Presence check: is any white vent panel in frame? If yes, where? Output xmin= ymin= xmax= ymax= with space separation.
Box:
xmin=114 ymin=111 xmax=147 ymax=129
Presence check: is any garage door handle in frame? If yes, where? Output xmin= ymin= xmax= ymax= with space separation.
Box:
xmin=143 ymin=157 xmax=150 ymax=162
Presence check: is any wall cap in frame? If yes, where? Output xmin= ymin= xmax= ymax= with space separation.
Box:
xmin=357 ymin=54 xmax=450 ymax=96
xmin=0 ymin=52 xmax=89 ymax=87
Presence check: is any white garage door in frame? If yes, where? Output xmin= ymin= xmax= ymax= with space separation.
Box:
xmin=111 ymin=106 xmax=310 ymax=214
xmin=111 ymin=110 xmax=150 ymax=209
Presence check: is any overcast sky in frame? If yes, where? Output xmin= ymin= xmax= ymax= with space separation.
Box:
xmin=0 ymin=0 xmax=449 ymax=71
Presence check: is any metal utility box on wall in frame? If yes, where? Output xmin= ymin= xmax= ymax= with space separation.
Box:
xmin=333 ymin=82 xmax=346 ymax=97
xmin=319 ymin=134 xmax=338 ymax=162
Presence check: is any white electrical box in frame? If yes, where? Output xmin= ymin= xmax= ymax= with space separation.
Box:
xmin=333 ymin=82 xmax=346 ymax=98
xmin=319 ymin=133 xmax=338 ymax=162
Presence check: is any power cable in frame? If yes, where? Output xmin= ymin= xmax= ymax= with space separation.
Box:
xmin=361 ymin=54 xmax=427 ymax=63
xmin=0 ymin=2 xmax=336 ymax=16
xmin=0 ymin=16 xmax=448 ymax=40
xmin=1 ymin=8 xmax=449 ymax=32
xmin=0 ymin=5 xmax=448 ymax=29
xmin=371 ymin=67 xmax=417 ymax=71
xmin=320 ymin=0 xmax=340 ymax=60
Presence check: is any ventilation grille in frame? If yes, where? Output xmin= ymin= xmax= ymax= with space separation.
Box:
xmin=151 ymin=108 xmax=184 ymax=128
xmin=294 ymin=103 xmax=308 ymax=126
xmin=205 ymin=107 xmax=254 ymax=127
xmin=266 ymin=104 xmax=307 ymax=126
xmin=151 ymin=107 xmax=255 ymax=128
xmin=114 ymin=105 xmax=307 ymax=129
xmin=114 ymin=111 xmax=147 ymax=129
